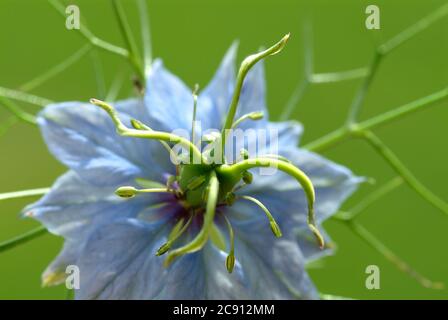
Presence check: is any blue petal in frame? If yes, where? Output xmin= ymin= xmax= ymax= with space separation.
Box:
xmin=244 ymin=148 xmax=361 ymax=224
xmin=24 ymin=171 xmax=158 ymax=240
xmin=144 ymin=60 xmax=193 ymax=133
xmin=197 ymin=42 xmax=237 ymax=131
xmin=240 ymin=146 xmax=361 ymax=261
xmin=74 ymin=218 xmax=248 ymax=299
xmin=222 ymin=209 xmax=319 ymax=299
xmin=38 ymin=100 xmax=172 ymax=186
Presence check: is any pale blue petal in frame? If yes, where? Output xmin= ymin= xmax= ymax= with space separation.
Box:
xmin=223 ymin=208 xmax=319 ymax=299
xmin=197 ymin=42 xmax=237 ymax=131
xmin=38 ymin=100 xmax=172 ymax=186
xmin=24 ymin=171 xmax=161 ymax=240
xmin=74 ymin=218 xmax=248 ymax=299
xmin=144 ymin=59 xmax=193 ymax=133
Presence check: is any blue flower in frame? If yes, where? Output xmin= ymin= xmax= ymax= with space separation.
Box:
xmin=24 ymin=39 xmax=360 ymax=299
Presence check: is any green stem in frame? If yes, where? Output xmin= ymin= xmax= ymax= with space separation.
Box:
xmin=0 ymin=116 xmax=18 ymax=137
xmin=361 ymin=130 xmax=448 ymax=216
xmin=335 ymin=176 xmax=403 ymax=221
xmin=0 ymin=226 xmax=48 ymax=253
xmin=304 ymin=87 xmax=448 ymax=152
xmin=105 ymin=70 xmax=125 ymax=102
xmin=0 ymin=188 xmax=49 ymax=201
xmin=346 ymin=221 xmax=443 ymax=289
xmin=280 ymin=77 xmax=309 ymax=121
xmin=136 ymin=0 xmax=153 ymax=76
xmin=346 ymin=51 xmax=382 ymax=125
xmin=0 ymin=86 xmax=53 ymax=107
xmin=378 ymin=3 xmax=448 ymax=55
xmin=20 ymin=44 xmax=92 ymax=92
xmin=165 ymin=171 xmax=219 ymax=266
xmin=111 ymin=0 xmax=144 ymax=81
xmin=310 ymin=67 xmax=369 ymax=84
xmin=90 ymin=49 xmax=107 ymax=100
xmin=359 ymin=87 xmax=448 ymax=131
xmin=47 ymin=0 xmax=131 ymax=64
xmin=279 ymin=23 xmax=312 ymax=121
xmin=0 ymin=97 xmax=36 ymax=125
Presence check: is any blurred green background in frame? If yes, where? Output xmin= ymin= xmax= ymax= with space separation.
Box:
xmin=0 ymin=0 xmax=447 ymax=299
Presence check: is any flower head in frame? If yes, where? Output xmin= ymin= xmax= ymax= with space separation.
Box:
xmin=24 ymin=36 xmax=360 ymax=299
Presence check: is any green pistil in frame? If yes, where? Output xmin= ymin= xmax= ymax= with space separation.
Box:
xmin=221 ymin=34 xmax=290 ymax=161
xmin=164 ymin=171 xmax=220 ymax=266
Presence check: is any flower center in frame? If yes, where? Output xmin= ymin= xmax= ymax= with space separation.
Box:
xmin=91 ymin=34 xmax=324 ymax=273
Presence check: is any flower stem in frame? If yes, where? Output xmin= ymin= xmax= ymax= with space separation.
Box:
xmin=136 ymin=0 xmax=153 ymax=76
xmin=47 ymin=0 xmax=135 ymax=73
xmin=0 ymin=226 xmax=48 ymax=253
xmin=19 ymin=44 xmax=92 ymax=92
xmin=346 ymin=51 xmax=382 ymax=125
xmin=304 ymin=87 xmax=448 ymax=152
xmin=0 ymin=97 xmax=37 ymax=125
xmin=0 ymin=86 xmax=53 ymax=107
xmin=335 ymin=176 xmax=403 ymax=221
xmin=361 ymin=130 xmax=448 ymax=216
xmin=0 ymin=188 xmax=49 ymax=202
xmin=347 ymin=221 xmax=443 ymax=290
xmin=111 ymin=0 xmax=144 ymax=81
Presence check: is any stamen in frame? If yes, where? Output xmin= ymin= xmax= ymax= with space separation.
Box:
xmin=115 ymin=186 xmax=171 ymax=199
xmin=223 ymin=215 xmax=236 ymax=273
xmin=231 ymin=111 xmax=264 ymax=129
xmin=224 ymin=192 xmax=236 ymax=206
xmin=240 ymin=148 xmax=249 ymax=160
xmin=191 ymin=84 xmax=199 ymax=145
xmin=202 ymin=132 xmax=221 ymax=143
xmin=242 ymin=171 xmax=253 ymax=184
xmin=135 ymin=177 xmax=166 ymax=189
xmin=217 ymin=157 xmax=325 ymax=248
xmin=89 ymin=98 xmax=205 ymax=163
xmin=164 ymin=171 xmax=219 ymax=266
xmin=156 ymin=214 xmax=194 ymax=256
xmin=259 ymin=154 xmax=292 ymax=163
xmin=130 ymin=119 xmax=176 ymax=159
xmin=240 ymin=195 xmax=282 ymax=238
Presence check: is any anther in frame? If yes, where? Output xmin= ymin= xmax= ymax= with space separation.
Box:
xmin=223 ymin=215 xmax=236 ymax=273
xmin=156 ymin=215 xmax=193 ymax=256
xmin=240 ymin=149 xmax=249 ymax=160
xmin=115 ymin=186 xmax=171 ymax=198
xmin=240 ymin=195 xmax=283 ymax=238
xmin=232 ymin=111 xmax=264 ymax=129
xmin=242 ymin=171 xmax=253 ymax=184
